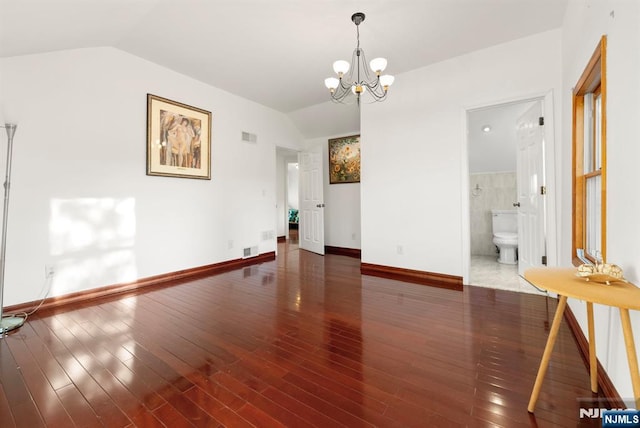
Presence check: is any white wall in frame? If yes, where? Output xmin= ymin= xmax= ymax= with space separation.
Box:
xmin=561 ymin=0 xmax=640 ymax=404
xmin=287 ymin=163 xmax=299 ymax=210
xmin=0 ymin=47 xmax=302 ymax=306
xmin=361 ymin=30 xmax=562 ymax=275
xmin=304 ymin=134 xmax=361 ymax=250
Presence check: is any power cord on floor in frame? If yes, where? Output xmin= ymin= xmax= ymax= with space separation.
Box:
xmin=2 ymin=270 xmax=54 ymax=323
xmin=519 ymin=273 xmax=550 ymax=295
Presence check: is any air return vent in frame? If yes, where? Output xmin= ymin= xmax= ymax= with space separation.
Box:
xmin=241 ymin=131 xmax=257 ymax=143
xmin=243 ymin=246 xmax=259 ymax=259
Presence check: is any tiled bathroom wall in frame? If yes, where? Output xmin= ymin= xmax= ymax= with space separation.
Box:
xmin=470 ymin=172 xmax=517 ymax=256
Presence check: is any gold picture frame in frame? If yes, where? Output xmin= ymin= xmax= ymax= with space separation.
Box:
xmin=147 ymin=94 xmax=212 ymax=179
xmin=329 ymin=134 xmax=360 ymax=184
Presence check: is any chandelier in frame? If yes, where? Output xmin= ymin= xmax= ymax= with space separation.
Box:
xmin=324 ymin=12 xmax=394 ymax=104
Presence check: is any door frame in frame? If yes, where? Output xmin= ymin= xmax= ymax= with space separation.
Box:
xmin=461 ymin=90 xmax=558 ymax=285
xmin=285 ymin=158 xmax=299 ymax=241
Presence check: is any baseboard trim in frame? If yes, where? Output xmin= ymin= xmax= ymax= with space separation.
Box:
xmin=325 ymin=246 xmax=361 ymax=259
xmin=5 ymin=251 xmax=276 ymax=315
xmin=563 ymin=303 xmax=625 ymax=408
xmin=277 ymin=235 xmax=286 ymax=243
xmin=360 ymin=263 xmax=463 ymax=291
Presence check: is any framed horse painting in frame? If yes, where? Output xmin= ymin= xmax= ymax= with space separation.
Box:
xmin=146 ymin=94 xmax=212 ymax=179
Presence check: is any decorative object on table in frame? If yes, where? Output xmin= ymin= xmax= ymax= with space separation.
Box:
xmin=575 ymin=248 xmax=626 ymax=285
xmin=329 ymin=134 xmax=360 ymax=184
xmin=324 ymin=12 xmax=394 ymax=105
xmin=147 ymin=94 xmax=212 ymax=179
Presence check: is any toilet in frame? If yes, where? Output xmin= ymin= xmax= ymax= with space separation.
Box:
xmin=491 ymin=209 xmax=518 ymax=264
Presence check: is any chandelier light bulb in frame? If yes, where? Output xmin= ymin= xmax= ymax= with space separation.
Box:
xmin=370 ymin=57 xmax=387 ymax=75
xmin=333 ymin=60 xmax=350 ymax=77
xmin=379 ymin=74 xmax=395 ymax=90
xmin=325 ymin=77 xmax=339 ymax=91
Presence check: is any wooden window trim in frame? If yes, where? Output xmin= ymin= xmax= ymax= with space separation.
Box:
xmin=584 ymin=170 xmax=602 ymax=180
xmin=572 ymin=35 xmax=607 ymax=265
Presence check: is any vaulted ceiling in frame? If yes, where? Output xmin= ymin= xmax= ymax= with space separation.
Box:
xmin=1 ymin=0 xmax=567 ymax=136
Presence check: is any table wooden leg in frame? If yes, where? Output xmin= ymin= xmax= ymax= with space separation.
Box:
xmin=619 ymin=308 xmax=640 ymax=409
xmin=528 ymin=295 xmax=568 ymax=413
xmin=586 ymin=302 xmax=598 ymax=392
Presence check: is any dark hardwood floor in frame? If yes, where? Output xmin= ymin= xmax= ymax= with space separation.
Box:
xmin=0 ymin=240 xmax=604 ymax=427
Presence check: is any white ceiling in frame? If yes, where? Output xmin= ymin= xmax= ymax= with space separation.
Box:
xmin=468 ymin=100 xmax=536 ymax=174
xmin=1 ymin=0 xmax=568 ymax=117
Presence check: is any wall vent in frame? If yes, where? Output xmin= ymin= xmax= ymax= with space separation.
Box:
xmin=241 ymin=131 xmax=257 ymax=144
xmin=243 ymin=246 xmax=259 ymax=259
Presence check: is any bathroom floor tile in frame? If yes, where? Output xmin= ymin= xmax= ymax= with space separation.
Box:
xmin=469 ymin=255 xmax=547 ymax=295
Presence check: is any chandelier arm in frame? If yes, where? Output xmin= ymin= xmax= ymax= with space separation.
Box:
xmin=364 ymin=76 xmax=387 ymax=100
xmin=331 ymin=82 xmax=352 ymax=102
xmin=332 ymin=83 xmax=351 ymax=101
xmin=356 ymin=49 xmax=361 ymax=86
xmin=363 ymin=79 xmax=385 ymax=95
xmin=363 ymin=86 xmax=385 ymax=101
xmin=338 ymin=78 xmax=352 ymax=91
xmin=354 ymin=49 xmax=383 ymax=95
xmin=356 ymin=48 xmax=370 ymax=81
xmin=348 ymin=48 xmax=360 ymax=84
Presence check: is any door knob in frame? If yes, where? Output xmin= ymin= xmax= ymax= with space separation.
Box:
xmin=513 ymin=202 xmax=521 ymax=207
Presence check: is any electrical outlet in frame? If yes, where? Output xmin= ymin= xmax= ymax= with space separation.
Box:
xmin=45 ymin=264 xmax=55 ymax=277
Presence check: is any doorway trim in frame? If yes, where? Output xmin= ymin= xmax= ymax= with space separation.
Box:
xmin=461 ymin=90 xmax=558 ymax=285
xmin=276 ymin=147 xmax=300 ymax=249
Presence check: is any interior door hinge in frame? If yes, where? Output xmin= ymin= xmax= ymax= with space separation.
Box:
xmin=541 ymin=256 xmax=547 ymax=265
xmin=540 ymin=186 xmax=546 ymax=195
xmin=538 ymin=117 xmax=544 ymax=126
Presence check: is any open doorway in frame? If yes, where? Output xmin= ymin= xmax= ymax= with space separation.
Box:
xmin=276 ymin=147 xmax=299 ymax=249
xmin=286 ymin=161 xmax=299 ymax=244
xmin=466 ymin=98 xmax=548 ymax=294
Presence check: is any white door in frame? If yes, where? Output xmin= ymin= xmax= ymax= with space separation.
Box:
xmin=299 ymin=147 xmax=325 ymax=255
xmin=516 ymin=101 xmax=546 ymax=275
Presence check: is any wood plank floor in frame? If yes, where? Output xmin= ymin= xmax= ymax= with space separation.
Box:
xmin=0 ymin=241 xmax=605 ymax=427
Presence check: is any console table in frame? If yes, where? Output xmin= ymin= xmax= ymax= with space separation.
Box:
xmin=524 ymin=267 xmax=640 ymax=412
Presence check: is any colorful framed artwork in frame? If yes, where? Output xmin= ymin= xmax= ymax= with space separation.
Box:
xmin=328 ymin=134 xmax=360 ymax=184
xmin=147 ymin=94 xmax=212 ymax=179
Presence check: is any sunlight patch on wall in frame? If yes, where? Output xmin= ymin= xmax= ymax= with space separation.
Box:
xmin=50 ymin=198 xmax=136 ymax=254
xmin=49 ymin=198 xmax=137 ymax=296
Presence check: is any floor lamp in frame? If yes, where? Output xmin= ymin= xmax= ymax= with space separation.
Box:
xmin=0 ymin=123 xmax=25 ymax=336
